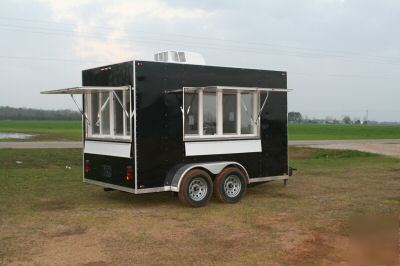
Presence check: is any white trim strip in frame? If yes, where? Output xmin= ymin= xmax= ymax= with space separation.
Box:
xmin=185 ymin=139 xmax=261 ymax=156
xmin=217 ymin=90 xmax=223 ymax=135
xmin=85 ymin=176 xmax=289 ymax=194
xmin=198 ymin=89 xmax=203 ymax=137
xmin=85 ymin=178 xmax=174 ymax=194
xmin=133 ymin=66 xmax=138 ymax=193
xmin=84 ymin=178 xmax=136 ymax=193
xmin=84 ymin=140 xmax=131 ymax=158
xmin=249 ymin=175 xmax=288 ymax=183
xmin=136 ymin=186 xmax=172 ymax=194
xmin=85 ymin=175 xmax=289 ymax=193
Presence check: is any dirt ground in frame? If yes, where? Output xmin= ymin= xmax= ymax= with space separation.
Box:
xmin=291 ymin=139 xmax=400 ymax=157
xmin=0 ymin=147 xmax=399 ymax=265
xmin=2 ymin=140 xmax=400 ymax=157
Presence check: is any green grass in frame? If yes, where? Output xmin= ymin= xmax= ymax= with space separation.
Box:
xmin=0 ymin=120 xmax=399 ymax=141
xmin=289 ymin=123 xmax=400 ymax=140
xmin=1 ymin=147 xmax=399 ymax=264
xmin=0 ymin=120 xmax=81 ymax=141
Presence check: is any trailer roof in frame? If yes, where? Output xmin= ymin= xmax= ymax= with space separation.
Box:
xmin=41 ymin=85 xmax=130 ymax=94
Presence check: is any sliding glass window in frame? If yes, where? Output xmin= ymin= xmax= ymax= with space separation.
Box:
xmin=85 ymin=90 xmax=131 ymax=141
xmin=183 ymin=89 xmax=259 ymax=140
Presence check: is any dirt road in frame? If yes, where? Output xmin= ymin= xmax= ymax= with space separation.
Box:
xmin=0 ymin=141 xmax=81 ymax=149
xmin=1 ymin=139 xmax=399 ymax=157
xmin=290 ymin=139 xmax=400 ymax=157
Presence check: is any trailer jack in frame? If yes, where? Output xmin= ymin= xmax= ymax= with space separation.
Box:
xmin=284 ymin=167 xmax=297 ymax=186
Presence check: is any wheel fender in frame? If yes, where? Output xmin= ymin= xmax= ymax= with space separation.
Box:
xmin=165 ymin=161 xmax=249 ymax=192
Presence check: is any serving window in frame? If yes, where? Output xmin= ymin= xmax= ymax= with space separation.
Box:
xmin=85 ymin=90 xmax=131 ymax=141
xmin=184 ymin=88 xmax=259 ymax=140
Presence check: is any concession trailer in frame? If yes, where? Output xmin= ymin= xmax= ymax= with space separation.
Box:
xmin=42 ymin=51 xmax=292 ymax=207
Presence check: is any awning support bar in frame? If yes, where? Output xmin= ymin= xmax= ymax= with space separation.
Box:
xmin=96 ymin=96 xmax=110 ymax=126
xmin=112 ymin=91 xmax=129 ymax=118
xmin=241 ymin=101 xmax=255 ymax=125
xmin=70 ymin=94 xmax=90 ymax=126
xmin=255 ymin=91 xmax=270 ymax=125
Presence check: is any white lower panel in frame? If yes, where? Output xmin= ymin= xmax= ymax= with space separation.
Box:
xmin=136 ymin=186 xmax=172 ymax=194
xmin=249 ymin=175 xmax=288 ymax=183
xmin=185 ymin=139 xmax=261 ymax=156
xmin=84 ymin=140 xmax=131 ymax=158
xmin=84 ymin=178 xmax=135 ymax=193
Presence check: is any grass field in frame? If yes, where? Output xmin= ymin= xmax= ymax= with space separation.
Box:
xmin=1 ymin=120 xmax=400 ymax=141
xmin=0 ymin=120 xmax=81 ymax=141
xmin=1 ymin=147 xmax=399 ymax=264
xmin=289 ymin=124 xmax=400 ymax=140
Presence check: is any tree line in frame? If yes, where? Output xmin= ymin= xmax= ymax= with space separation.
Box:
xmin=288 ymin=112 xmax=371 ymax=124
xmin=0 ymin=106 xmax=81 ymax=120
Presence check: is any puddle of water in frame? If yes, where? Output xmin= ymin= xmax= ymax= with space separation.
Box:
xmin=0 ymin=132 xmax=36 ymax=139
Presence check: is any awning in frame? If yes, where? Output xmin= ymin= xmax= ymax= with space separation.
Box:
xmin=41 ymin=85 xmax=131 ymax=94
xmin=167 ymin=86 xmax=291 ymax=93
xmin=186 ymin=86 xmax=290 ymax=92
xmin=175 ymin=86 xmax=290 ymax=125
xmin=41 ymin=85 xmax=132 ymax=124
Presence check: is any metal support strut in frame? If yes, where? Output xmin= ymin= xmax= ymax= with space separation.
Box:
xmin=70 ymin=94 xmax=90 ymax=125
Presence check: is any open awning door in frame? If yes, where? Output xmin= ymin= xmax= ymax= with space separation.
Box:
xmin=41 ymin=85 xmax=132 ymax=125
xmin=167 ymin=86 xmax=291 ymax=94
xmin=41 ymin=85 xmax=130 ymax=94
xmin=176 ymin=85 xmax=291 ymax=126
xmin=183 ymin=86 xmax=291 ymax=93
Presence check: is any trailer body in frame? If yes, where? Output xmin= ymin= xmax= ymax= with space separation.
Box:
xmin=43 ymin=59 xmax=289 ymax=206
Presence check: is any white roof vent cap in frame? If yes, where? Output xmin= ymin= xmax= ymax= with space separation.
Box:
xmin=154 ymin=51 xmax=206 ymax=65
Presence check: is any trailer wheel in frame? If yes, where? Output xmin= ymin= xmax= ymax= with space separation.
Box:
xmin=178 ymin=169 xmax=213 ymax=207
xmin=214 ymin=167 xmax=247 ymax=203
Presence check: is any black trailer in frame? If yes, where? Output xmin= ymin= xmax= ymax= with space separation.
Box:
xmin=42 ymin=60 xmax=290 ymax=207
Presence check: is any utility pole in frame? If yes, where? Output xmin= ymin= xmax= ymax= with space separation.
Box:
xmin=365 ymin=109 xmax=369 ymax=124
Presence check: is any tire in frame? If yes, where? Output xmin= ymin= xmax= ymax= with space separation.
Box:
xmin=214 ymin=167 xmax=247 ymax=203
xmin=178 ymin=169 xmax=213 ymax=207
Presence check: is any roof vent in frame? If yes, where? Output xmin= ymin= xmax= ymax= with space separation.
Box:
xmin=154 ymin=51 xmax=205 ymax=65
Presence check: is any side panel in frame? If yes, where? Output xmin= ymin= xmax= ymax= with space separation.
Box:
xmin=84 ymin=140 xmax=131 ymax=158
xmin=135 ymin=61 xmax=287 ymax=189
xmin=185 ymin=139 xmax=262 ymax=156
xmin=82 ymin=61 xmax=135 ymax=188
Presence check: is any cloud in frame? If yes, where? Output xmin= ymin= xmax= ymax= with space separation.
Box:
xmin=38 ymin=0 xmax=215 ymax=62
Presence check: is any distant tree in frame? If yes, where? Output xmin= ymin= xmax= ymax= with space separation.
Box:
xmin=0 ymin=106 xmax=81 ymax=120
xmin=288 ymin=112 xmax=303 ymax=123
xmin=342 ymin=115 xmax=352 ymax=124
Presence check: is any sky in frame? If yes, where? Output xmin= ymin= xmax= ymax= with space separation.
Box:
xmin=0 ymin=0 xmax=399 ymax=122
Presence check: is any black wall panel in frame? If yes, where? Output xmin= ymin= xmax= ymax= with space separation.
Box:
xmin=135 ymin=61 xmax=288 ymax=189
xmin=82 ymin=60 xmax=287 ymax=189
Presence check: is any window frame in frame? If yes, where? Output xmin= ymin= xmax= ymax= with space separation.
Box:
xmin=183 ymin=88 xmax=260 ymax=141
xmin=85 ymin=89 xmax=132 ymax=142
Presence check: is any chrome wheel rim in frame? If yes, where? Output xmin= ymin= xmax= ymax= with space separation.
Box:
xmin=224 ymin=175 xmax=241 ymax=198
xmin=188 ymin=177 xmax=208 ymax=201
